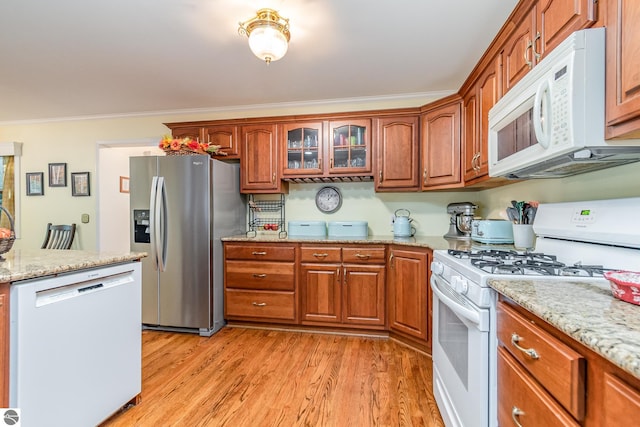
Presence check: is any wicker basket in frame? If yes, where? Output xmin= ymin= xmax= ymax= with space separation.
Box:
xmin=0 ymin=206 xmax=15 ymax=260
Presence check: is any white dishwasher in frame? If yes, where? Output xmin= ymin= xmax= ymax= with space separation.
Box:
xmin=10 ymin=262 xmax=142 ymax=427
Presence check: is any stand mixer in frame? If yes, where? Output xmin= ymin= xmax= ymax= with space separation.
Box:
xmin=444 ymin=202 xmax=478 ymax=239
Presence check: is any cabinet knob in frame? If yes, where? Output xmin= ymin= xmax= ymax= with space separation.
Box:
xmin=511 ymin=407 xmax=525 ymax=427
xmin=355 ymin=253 xmax=371 ymax=259
xmin=532 ymin=31 xmax=542 ymax=61
xmin=252 ymin=273 xmax=267 ymax=278
xmin=313 ymin=253 xmax=329 ymax=258
xmin=272 ymin=172 xmax=276 ymax=183
xmin=510 ymin=333 xmax=540 ymax=359
xmin=379 ymin=170 xmax=383 ymax=182
xmin=252 ymin=251 xmax=267 ymax=256
xmin=524 ymin=39 xmax=533 ymax=69
xmin=252 ymin=302 xmax=267 ymax=307
xmin=423 ymin=168 xmax=428 ymax=184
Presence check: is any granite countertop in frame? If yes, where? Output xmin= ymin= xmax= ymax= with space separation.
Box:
xmin=489 ymin=278 xmax=640 ymax=379
xmin=222 ymin=234 xmax=460 ymax=251
xmin=0 ymin=249 xmax=147 ymax=283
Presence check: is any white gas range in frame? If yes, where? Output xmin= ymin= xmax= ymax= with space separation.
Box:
xmin=430 ymin=197 xmax=640 ymax=427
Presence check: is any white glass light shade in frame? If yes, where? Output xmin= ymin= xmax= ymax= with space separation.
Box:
xmin=248 ymin=24 xmax=289 ymax=63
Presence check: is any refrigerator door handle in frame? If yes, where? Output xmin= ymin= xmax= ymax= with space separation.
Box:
xmin=149 ymin=176 xmax=159 ymax=271
xmin=157 ymin=177 xmax=168 ymax=272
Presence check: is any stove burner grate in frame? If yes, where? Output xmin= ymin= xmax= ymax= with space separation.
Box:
xmin=448 ymin=250 xmax=608 ymax=277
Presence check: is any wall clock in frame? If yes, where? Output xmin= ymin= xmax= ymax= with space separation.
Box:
xmin=315 ymin=186 xmax=342 ymax=213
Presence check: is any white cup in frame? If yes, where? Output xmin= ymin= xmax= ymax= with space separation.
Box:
xmin=512 ymin=224 xmax=535 ymax=250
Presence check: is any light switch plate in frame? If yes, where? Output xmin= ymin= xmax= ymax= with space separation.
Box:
xmin=81 ymin=214 xmax=89 ymax=223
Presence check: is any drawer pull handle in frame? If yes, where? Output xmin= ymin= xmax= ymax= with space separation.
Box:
xmin=355 ymin=254 xmax=370 ymax=259
xmin=511 ymin=407 xmax=525 ymax=427
xmin=252 ymin=302 xmax=267 ymax=307
xmin=252 ymin=251 xmax=267 ymax=256
xmin=253 ymin=273 xmax=266 ymax=278
xmin=313 ymin=253 xmax=329 ymax=258
xmin=511 ymin=333 xmax=540 ymax=359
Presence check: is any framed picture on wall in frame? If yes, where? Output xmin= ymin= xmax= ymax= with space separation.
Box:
xmin=26 ymin=172 xmax=44 ymax=196
xmin=119 ymin=176 xmax=129 ymax=193
xmin=71 ymin=172 xmax=90 ymax=196
xmin=48 ymin=163 xmax=67 ymax=187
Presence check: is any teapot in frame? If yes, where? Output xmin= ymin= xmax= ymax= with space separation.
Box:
xmin=393 ymin=208 xmax=416 ymax=237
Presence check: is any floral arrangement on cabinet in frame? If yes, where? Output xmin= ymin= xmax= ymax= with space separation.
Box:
xmin=158 ymin=135 xmax=223 ymax=156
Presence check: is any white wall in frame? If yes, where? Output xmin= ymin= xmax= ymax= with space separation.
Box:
xmin=97 ymin=140 xmax=163 ymax=252
xmin=283 ymin=182 xmax=477 ymax=237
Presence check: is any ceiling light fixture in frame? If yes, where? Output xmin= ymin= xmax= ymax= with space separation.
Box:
xmin=238 ymin=8 xmax=290 ymax=64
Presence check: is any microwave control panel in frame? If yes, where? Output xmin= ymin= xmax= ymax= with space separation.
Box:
xmin=550 ymin=64 xmax=571 ymax=147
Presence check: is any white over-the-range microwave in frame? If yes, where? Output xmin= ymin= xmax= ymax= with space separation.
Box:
xmin=488 ymin=27 xmax=640 ymax=179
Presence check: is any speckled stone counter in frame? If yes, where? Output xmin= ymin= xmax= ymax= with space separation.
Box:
xmin=489 ymin=278 xmax=640 ymax=379
xmin=0 ymin=249 xmax=147 ymax=282
xmin=222 ymin=234 xmax=459 ymax=250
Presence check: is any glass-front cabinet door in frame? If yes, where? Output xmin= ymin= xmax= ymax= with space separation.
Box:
xmin=281 ymin=122 xmax=323 ymax=176
xmin=328 ymin=119 xmax=371 ymax=174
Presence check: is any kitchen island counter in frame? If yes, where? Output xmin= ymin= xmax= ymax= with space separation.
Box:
xmin=0 ymin=249 xmax=146 ymax=283
xmin=489 ymin=278 xmax=640 ymax=379
xmin=222 ymin=234 xmax=456 ymax=250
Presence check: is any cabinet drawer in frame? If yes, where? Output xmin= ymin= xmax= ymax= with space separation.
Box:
xmin=225 ymin=289 xmax=295 ymax=320
xmin=497 ymin=302 xmax=585 ymax=420
xmin=224 ymin=244 xmax=295 ymax=261
xmin=342 ymin=247 xmax=385 ymax=264
xmin=603 ymin=373 xmax=640 ymax=426
xmin=498 ymin=347 xmax=579 ymax=427
xmin=225 ymin=261 xmax=294 ymax=291
xmin=300 ymin=247 xmax=342 ymax=263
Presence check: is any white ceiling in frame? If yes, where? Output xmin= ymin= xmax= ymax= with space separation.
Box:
xmin=0 ymin=0 xmax=518 ymax=123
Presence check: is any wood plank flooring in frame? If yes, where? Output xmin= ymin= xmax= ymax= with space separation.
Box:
xmin=102 ymin=327 xmax=444 ymax=427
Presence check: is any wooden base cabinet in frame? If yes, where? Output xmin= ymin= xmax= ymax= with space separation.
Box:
xmin=224 ymin=243 xmax=297 ymax=323
xmin=498 ymin=297 xmax=640 ymax=426
xmin=0 ymin=282 xmax=8 ymax=407
xmin=300 ymin=245 xmax=385 ymax=329
xmin=387 ymin=247 xmax=431 ymax=350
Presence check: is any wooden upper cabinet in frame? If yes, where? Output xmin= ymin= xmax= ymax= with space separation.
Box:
xmin=421 ymin=97 xmax=462 ymax=189
xmin=171 ymin=126 xmax=202 ymax=141
xmin=605 ymin=0 xmax=640 ymax=139
xmin=503 ymin=0 xmax=597 ymax=93
xmin=462 ymin=90 xmax=478 ymax=181
xmin=328 ymin=119 xmax=372 ymax=175
xmin=169 ymin=124 xmax=240 ymax=159
xmin=503 ymin=5 xmax=537 ymax=92
xmin=203 ymin=125 xmax=240 ymax=159
xmin=240 ymin=124 xmax=286 ymax=193
xmin=537 ymin=0 xmax=598 ymax=57
xmin=281 ymin=122 xmax=324 ymax=177
xmin=375 ymin=116 xmax=420 ymax=191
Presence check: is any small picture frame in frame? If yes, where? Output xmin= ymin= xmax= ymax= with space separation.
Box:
xmin=26 ymin=172 xmax=44 ymax=196
xmin=71 ymin=172 xmax=90 ymax=196
xmin=48 ymin=163 xmax=67 ymax=187
xmin=119 ymin=176 xmax=130 ymax=193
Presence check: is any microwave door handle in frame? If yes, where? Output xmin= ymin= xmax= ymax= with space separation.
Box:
xmin=533 ymin=78 xmax=552 ymax=149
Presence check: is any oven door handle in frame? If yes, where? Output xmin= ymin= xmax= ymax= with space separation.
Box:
xmin=430 ymin=275 xmax=482 ymax=327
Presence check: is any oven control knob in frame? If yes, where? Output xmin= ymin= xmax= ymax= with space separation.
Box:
xmin=452 ymin=276 xmax=469 ymax=295
xmin=431 ymin=261 xmax=444 ymax=276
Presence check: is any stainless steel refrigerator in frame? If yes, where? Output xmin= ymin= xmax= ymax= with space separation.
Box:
xmin=129 ymin=155 xmax=245 ymax=336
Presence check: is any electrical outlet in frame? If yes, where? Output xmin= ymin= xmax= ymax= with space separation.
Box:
xmin=81 ymin=214 xmax=89 ymax=223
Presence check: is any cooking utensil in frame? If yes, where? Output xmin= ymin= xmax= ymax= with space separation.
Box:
xmin=506 ymin=207 xmax=519 ymax=223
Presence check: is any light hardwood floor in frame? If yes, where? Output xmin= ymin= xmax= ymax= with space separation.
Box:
xmin=102 ymin=327 xmax=444 ymax=427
